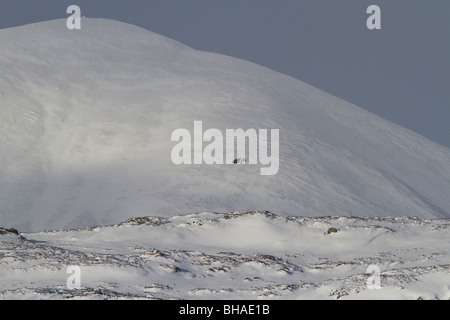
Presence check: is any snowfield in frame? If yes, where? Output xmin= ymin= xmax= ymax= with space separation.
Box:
xmin=0 ymin=18 xmax=449 ymax=300
xmin=1 ymin=211 xmax=449 ymax=300
xmin=1 ymin=19 xmax=449 ymax=232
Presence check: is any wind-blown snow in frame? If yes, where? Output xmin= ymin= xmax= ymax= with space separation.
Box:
xmin=1 ymin=212 xmax=449 ymax=300
xmin=0 ymin=18 xmax=449 ymax=232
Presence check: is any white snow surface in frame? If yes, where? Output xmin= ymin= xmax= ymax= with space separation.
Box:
xmin=1 ymin=19 xmax=449 ymax=300
xmin=1 ymin=18 xmax=450 ymax=232
xmin=0 ymin=211 xmax=449 ymax=300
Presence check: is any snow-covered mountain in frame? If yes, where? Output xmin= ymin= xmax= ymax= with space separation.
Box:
xmin=1 ymin=18 xmax=449 ymax=232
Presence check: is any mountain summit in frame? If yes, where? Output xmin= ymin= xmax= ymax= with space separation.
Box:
xmin=1 ymin=19 xmax=449 ymax=231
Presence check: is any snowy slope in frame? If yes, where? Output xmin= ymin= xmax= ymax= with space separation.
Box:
xmin=1 ymin=211 xmax=449 ymax=300
xmin=1 ymin=18 xmax=450 ymax=232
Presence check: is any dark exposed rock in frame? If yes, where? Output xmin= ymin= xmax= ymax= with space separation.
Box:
xmin=0 ymin=227 xmax=20 ymax=236
xmin=326 ymin=227 xmax=339 ymax=235
xmin=118 ymin=216 xmax=169 ymax=227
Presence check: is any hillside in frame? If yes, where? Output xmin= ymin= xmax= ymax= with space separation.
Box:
xmin=1 ymin=211 xmax=449 ymax=299
xmin=0 ymin=18 xmax=449 ymax=232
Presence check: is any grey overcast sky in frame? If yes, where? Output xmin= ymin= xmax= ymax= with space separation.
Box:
xmin=1 ymin=0 xmax=449 ymax=147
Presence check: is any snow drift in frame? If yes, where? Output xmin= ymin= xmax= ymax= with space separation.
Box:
xmin=1 ymin=18 xmax=449 ymax=231
xmin=1 ymin=211 xmax=449 ymax=300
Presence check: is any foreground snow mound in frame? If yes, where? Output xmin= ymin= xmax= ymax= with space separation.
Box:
xmin=1 ymin=19 xmax=450 ymax=231
xmin=1 ymin=212 xmax=449 ymax=300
